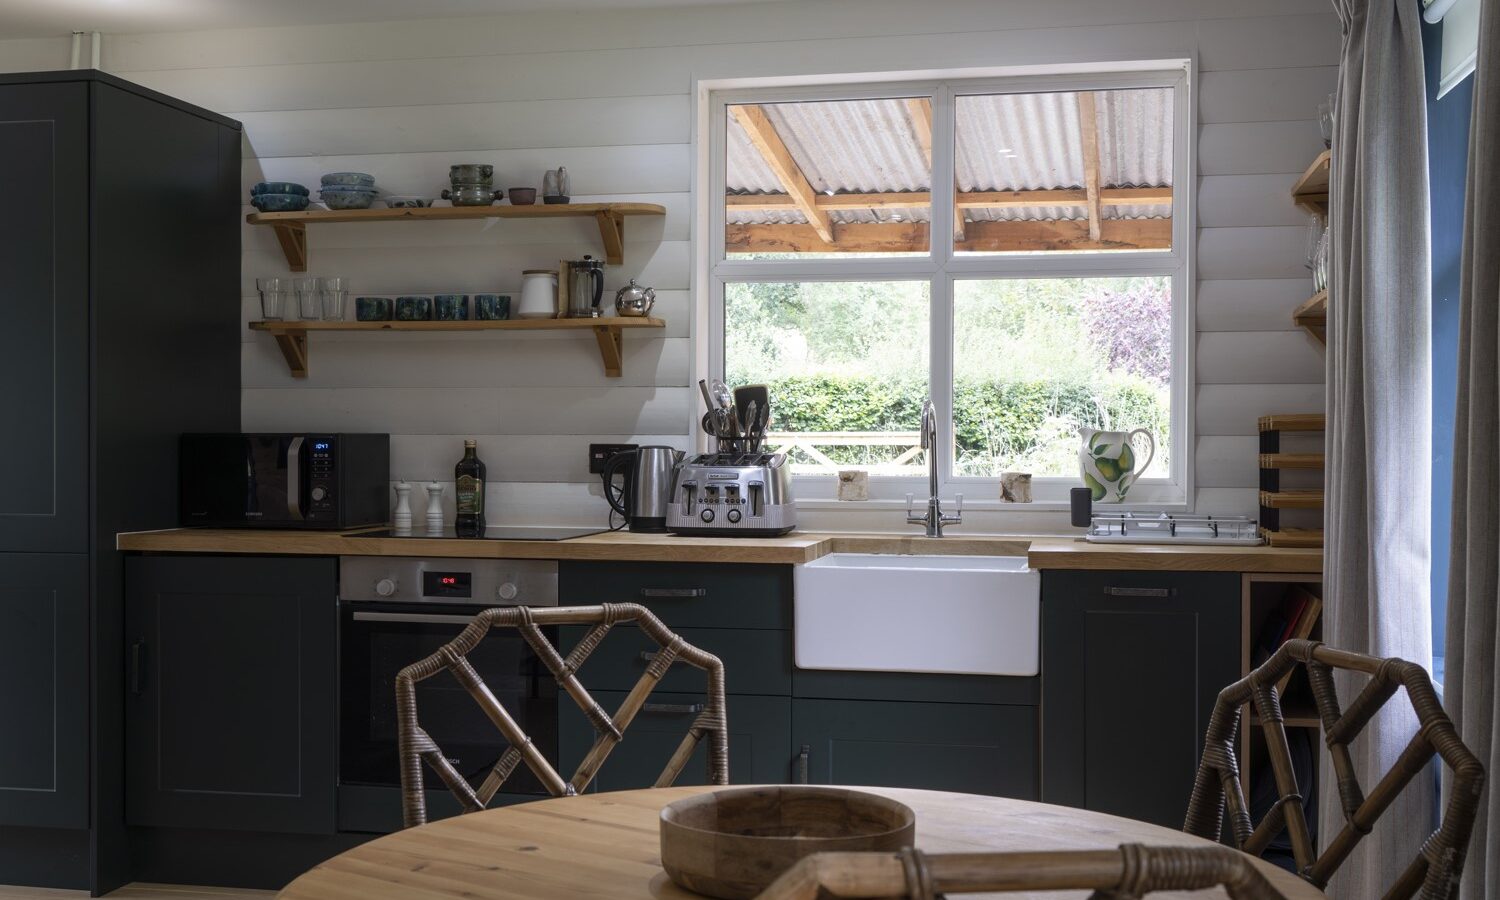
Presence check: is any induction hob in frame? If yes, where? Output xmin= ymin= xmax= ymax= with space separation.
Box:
xmin=350 ymin=525 xmax=608 ymax=541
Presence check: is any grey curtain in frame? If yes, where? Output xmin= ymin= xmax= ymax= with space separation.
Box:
xmin=1322 ymin=0 xmax=1436 ymax=896
xmin=1446 ymin=0 xmax=1500 ymax=892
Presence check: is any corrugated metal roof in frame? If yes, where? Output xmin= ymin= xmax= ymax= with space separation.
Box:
xmin=726 ymin=87 xmax=1172 ymax=227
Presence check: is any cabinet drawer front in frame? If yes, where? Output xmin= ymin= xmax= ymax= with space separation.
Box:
xmin=560 ymin=562 xmax=790 ymax=629
xmin=563 ymin=626 xmax=791 ymax=696
xmin=561 ymin=691 xmax=790 ymax=791
xmin=1043 ymin=570 xmax=1240 ymax=604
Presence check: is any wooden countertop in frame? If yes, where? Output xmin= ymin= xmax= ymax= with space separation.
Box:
xmin=117 ymin=528 xmax=1321 ymax=572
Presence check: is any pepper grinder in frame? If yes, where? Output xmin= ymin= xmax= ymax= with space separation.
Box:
xmin=392 ymin=481 xmax=413 ymax=532
xmin=425 ymin=481 xmax=445 ymax=534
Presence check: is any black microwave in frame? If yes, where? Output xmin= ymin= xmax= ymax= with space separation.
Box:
xmin=179 ymin=433 xmax=390 ymax=529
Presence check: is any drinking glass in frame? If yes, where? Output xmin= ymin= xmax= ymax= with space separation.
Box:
xmin=295 ymin=277 xmax=321 ymax=320
xmin=1304 ymin=215 xmax=1323 ymax=270
xmin=256 ymin=276 xmax=289 ymax=320
xmin=1319 ymin=92 xmax=1335 ymax=148
xmin=320 ymin=276 xmax=349 ymax=320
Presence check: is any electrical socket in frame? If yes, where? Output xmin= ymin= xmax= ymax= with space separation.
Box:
xmin=588 ymin=443 xmax=638 ymax=474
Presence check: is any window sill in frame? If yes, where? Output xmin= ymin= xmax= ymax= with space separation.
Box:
xmin=793 ymin=496 xmax=1189 ymax=513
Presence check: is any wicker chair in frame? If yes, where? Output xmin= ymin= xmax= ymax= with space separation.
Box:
xmin=754 ymin=844 xmax=1291 ymax=899
xmin=395 ymin=601 xmax=727 ymax=828
xmin=1183 ymin=639 xmax=1484 ymax=900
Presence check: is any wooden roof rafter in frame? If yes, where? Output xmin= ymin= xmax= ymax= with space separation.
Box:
xmin=1077 ymin=91 xmax=1103 ymax=242
xmin=904 ymin=97 xmax=966 ymax=242
xmin=724 ymin=186 xmax=1173 ymax=212
xmin=729 ymin=104 xmax=835 ymax=243
xmin=727 ymin=218 xmax=1170 ymax=254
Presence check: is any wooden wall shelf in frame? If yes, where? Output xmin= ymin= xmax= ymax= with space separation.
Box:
xmin=246 ymin=202 xmax=667 ymax=271
xmin=248 ymin=317 xmax=665 ymax=379
xmin=1291 ymin=150 xmax=1330 ymax=215
xmin=1293 ymin=291 xmax=1327 ymax=345
xmin=1259 ymin=414 xmax=1326 ymax=549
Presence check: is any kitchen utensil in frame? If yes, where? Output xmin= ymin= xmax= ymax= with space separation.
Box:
xmin=473 ymin=294 xmax=510 ymax=320
xmin=613 ymin=279 xmax=656 ymax=317
xmin=355 ymin=297 xmax=391 ymax=321
xmin=250 ymin=193 xmax=310 ymax=212
xmin=425 ymin=482 xmax=445 ymax=534
xmin=250 ymin=181 xmax=309 ymax=196
xmin=319 ymin=276 xmax=349 ymax=320
xmin=732 ymin=384 xmax=769 ymax=432
xmin=518 ymin=270 xmax=558 ymax=319
xmin=256 ymin=277 xmax=290 ymax=320
xmin=395 ymin=296 xmax=432 ymax=320
xmin=507 ymin=187 xmax=536 ymax=205
xmin=434 ymin=294 xmax=468 ymax=320
xmin=698 ymin=379 xmax=716 ymax=413
xmin=1078 ymin=426 xmax=1155 ymax=502
xmin=563 ymin=256 xmax=605 ymax=318
xmin=319 ymin=187 xmax=378 ymax=210
xmin=600 ymin=446 xmax=684 ymax=533
xmin=709 ymin=379 xmax=733 ymax=410
xmin=741 ymin=401 xmax=758 ymax=449
xmin=295 ymin=277 xmax=321 ymax=320
xmin=543 ymin=167 xmax=570 ymax=203
xmin=321 ymin=172 xmax=375 ymax=188
xmin=392 ymin=482 xmax=413 ymax=532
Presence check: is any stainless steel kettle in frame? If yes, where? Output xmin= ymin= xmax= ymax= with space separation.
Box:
xmin=601 ymin=446 xmax=683 ymax=532
xmin=614 ymin=279 xmax=656 ymax=317
xmin=564 ymin=255 xmax=605 ymax=318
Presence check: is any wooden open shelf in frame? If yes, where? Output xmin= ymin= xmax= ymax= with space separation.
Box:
xmin=1293 ymin=290 xmax=1328 ymax=345
xmin=1259 ymin=527 xmax=1325 ymax=548
xmin=1258 ymin=453 xmax=1325 ymax=469
xmin=248 ymin=317 xmax=665 ymax=379
xmin=1291 ymin=149 xmax=1331 ymax=215
xmin=1257 ymin=413 xmax=1325 ymax=433
xmin=246 ymin=202 xmax=667 ymax=271
xmin=1259 ymin=489 xmax=1324 ymax=509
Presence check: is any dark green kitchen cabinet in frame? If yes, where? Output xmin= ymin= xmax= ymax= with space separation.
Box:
xmin=560 ymin=692 xmax=791 ymax=790
xmin=792 ymin=698 xmax=1038 ymax=799
xmin=1041 ymin=570 xmax=1241 ymax=828
xmin=559 ymin=561 xmax=791 ymax=630
xmin=561 ymin=625 xmax=792 ymax=697
xmin=0 ymin=555 xmax=89 ymax=828
xmin=125 ymin=556 xmax=338 ymax=834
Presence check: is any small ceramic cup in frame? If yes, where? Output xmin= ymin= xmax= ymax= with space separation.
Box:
xmin=395 ymin=296 xmax=432 ymax=320
xmin=355 ymin=297 xmax=391 ymax=321
xmin=473 ymin=294 xmax=511 ymax=320
xmin=434 ymin=294 xmax=469 ymax=321
xmin=507 ymin=187 xmax=537 ymax=206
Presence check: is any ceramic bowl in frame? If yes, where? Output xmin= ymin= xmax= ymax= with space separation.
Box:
xmin=320 ymin=188 xmax=378 ymax=210
xmin=473 ymin=294 xmax=510 ymax=320
xmin=434 ymin=295 xmax=469 ymax=321
xmin=395 ymin=296 xmax=432 ymax=320
xmin=251 ymin=192 xmax=311 ymax=212
xmin=442 ymin=185 xmax=502 ymax=207
xmin=507 ymin=187 xmax=537 ymax=206
xmin=384 ymin=196 xmax=434 ymax=209
xmin=250 ymin=181 xmax=309 ymax=197
xmin=355 ymin=297 xmax=391 ymax=321
xmin=321 ymin=171 xmax=376 ymax=188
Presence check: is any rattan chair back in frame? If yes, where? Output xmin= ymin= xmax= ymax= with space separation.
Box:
xmin=754 ymin=844 xmax=1291 ymax=899
xmin=395 ymin=601 xmax=727 ymax=828
xmin=1183 ymin=639 xmax=1483 ymax=899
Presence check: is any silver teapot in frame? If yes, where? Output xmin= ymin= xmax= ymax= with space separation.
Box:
xmin=613 ymin=279 xmax=656 ymax=317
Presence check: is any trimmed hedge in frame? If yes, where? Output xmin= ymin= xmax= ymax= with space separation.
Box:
xmin=763 ymin=374 xmax=1168 ymax=462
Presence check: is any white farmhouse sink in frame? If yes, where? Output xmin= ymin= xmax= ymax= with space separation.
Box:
xmin=793 ymin=554 xmax=1040 ymax=677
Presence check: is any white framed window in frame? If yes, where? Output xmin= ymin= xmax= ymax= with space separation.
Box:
xmin=703 ymin=65 xmax=1193 ymax=510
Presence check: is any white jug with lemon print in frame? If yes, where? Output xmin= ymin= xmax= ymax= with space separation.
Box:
xmin=1078 ymin=427 xmax=1155 ymax=502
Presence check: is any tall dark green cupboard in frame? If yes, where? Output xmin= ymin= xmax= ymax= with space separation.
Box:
xmin=0 ymin=70 xmax=241 ymax=893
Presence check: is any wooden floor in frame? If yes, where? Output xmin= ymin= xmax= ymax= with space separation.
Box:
xmin=0 ymin=885 xmax=271 ymax=899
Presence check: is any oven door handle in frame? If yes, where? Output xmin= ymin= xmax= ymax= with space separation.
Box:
xmin=286 ymin=436 xmax=304 ymax=521
xmin=351 ymin=611 xmax=479 ymax=625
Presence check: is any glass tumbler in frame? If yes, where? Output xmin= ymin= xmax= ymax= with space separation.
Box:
xmin=320 ymin=276 xmax=349 ymax=320
xmin=295 ymin=277 xmax=321 ymax=320
xmin=256 ymin=276 xmax=289 ymax=320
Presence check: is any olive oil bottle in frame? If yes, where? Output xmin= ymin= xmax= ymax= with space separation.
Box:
xmin=455 ymin=439 xmax=486 ymax=537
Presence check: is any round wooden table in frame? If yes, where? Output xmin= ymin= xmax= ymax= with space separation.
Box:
xmin=277 ymin=786 xmax=1324 ymax=899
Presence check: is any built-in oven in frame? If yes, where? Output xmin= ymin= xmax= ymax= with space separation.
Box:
xmin=337 ymin=556 xmax=560 ymax=832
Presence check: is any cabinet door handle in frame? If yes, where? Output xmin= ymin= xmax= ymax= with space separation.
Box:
xmin=643 ymin=702 xmax=704 ymax=715
xmin=640 ymin=588 xmax=706 ymax=598
xmin=1104 ymin=586 xmax=1176 ymax=598
xmin=130 ymin=641 xmax=145 ymax=695
xmin=795 ymin=744 xmax=810 ymax=784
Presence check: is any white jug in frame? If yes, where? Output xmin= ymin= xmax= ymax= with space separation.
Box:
xmin=1078 ymin=427 xmax=1155 ymax=502
xmin=517 ymin=269 xmax=558 ymax=319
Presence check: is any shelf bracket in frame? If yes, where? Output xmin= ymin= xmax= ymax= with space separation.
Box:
xmin=593 ymin=324 xmax=624 ymax=377
xmin=271 ymin=222 xmax=308 ymax=272
xmin=595 ymin=211 xmax=625 ymax=265
xmin=271 ymin=329 xmax=309 ymax=378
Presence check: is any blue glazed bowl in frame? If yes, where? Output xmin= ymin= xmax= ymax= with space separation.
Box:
xmin=434 ymin=295 xmax=469 ymax=321
xmin=320 ymin=188 xmax=378 ymax=210
xmin=251 ymin=181 xmax=309 ymax=196
xmin=321 ymin=172 xmax=376 ymax=188
xmin=251 ymin=193 xmax=311 ymax=212
xmin=355 ymin=297 xmax=392 ymax=321
xmin=395 ymin=296 xmax=432 ymax=320
xmin=473 ymin=294 xmax=511 ymax=320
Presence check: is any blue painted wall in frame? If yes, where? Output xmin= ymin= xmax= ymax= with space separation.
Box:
xmin=1422 ymin=12 xmax=1474 ymax=661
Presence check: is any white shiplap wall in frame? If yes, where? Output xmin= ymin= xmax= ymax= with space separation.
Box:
xmin=0 ymin=0 xmax=1335 ymax=529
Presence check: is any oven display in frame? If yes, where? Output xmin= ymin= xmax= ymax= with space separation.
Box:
xmin=422 ymin=571 xmax=472 ymax=598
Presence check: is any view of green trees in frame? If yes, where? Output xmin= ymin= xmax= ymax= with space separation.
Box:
xmin=724 ymin=277 xmax=1172 ymax=477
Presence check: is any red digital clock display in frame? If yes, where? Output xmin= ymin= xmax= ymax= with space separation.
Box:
xmin=422 ymin=571 xmax=471 ymax=598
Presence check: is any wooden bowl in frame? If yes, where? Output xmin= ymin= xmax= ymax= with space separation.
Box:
xmin=659 ymin=786 xmax=916 ymax=899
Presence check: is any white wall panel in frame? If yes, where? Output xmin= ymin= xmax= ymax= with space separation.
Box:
xmin=1196 ymin=384 xmax=1326 ymax=436
xmin=1197 ymin=331 xmax=1326 ymax=384
xmin=1197 ymin=279 xmax=1313 ymax=331
xmin=1199 ymin=121 xmax=1326 ymax=175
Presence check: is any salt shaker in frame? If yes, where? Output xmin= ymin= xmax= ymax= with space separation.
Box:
xmin=425 ymin=482 xmax=445 ymax=534
xmin=392 ymin=481 xmax=413 ymax=532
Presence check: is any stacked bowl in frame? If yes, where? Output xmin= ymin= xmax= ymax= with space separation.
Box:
xmin=320 ymin=172 xmax=378 ymax=210
xmin=249 ymin=181 xmax=310 ymax=212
